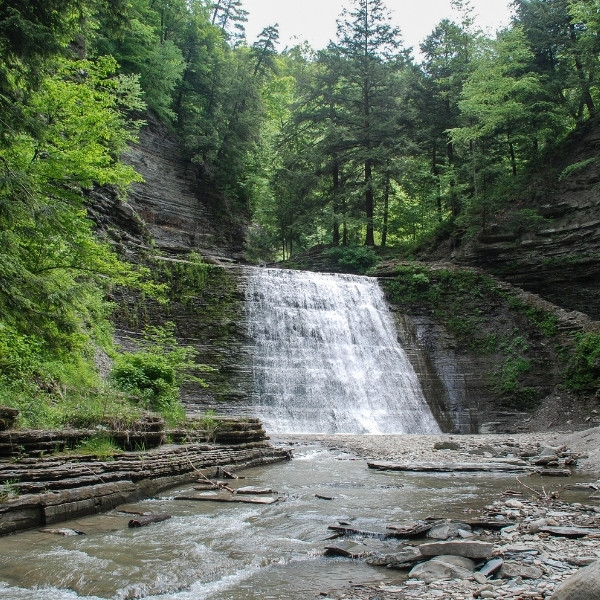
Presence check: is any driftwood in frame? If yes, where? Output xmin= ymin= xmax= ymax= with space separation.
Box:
xmin=236 ymin=486 xmax=277 ymax=495
xmin=216 ymin=467 xmax=243 ymax=480
xmin=176 ymin=492 xmax=278 ymax=505
xmin=367 ymin=461 xmax=533 ymax=473
xmin=196 ymin=471 xmax=234 ymax=493
xmin=128 ymin=513 xmax=172 ymax=528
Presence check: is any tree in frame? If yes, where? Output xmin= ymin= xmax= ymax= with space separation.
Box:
xmin=512 ymin=0 xmax=595 ymax=119
xmin=419 ymin=18 xmax=474 ymax=218
xmin=0 ymin=55 xmax=154 ymax=372
xmin=211 ymin=0 xmax=248 ymax=44
xmin=331 ymin=0 xmax=407 ymax=246
xmin=450 ymin=27 xmax=562 ymax=228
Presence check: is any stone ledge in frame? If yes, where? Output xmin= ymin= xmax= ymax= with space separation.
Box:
xmin=0 ymin=440 xmax=291 ymax=536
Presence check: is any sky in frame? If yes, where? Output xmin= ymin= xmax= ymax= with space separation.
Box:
xmin=242 ymin=0 xmax=514 ymax=58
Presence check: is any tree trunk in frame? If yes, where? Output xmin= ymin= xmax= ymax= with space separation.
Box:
xmin=364 ymin=160 xmax=375 ymax=246
xmin=332 ymin=159 xmax=340 ymax=246
xmin=508 ymin=137 xmax=517 ymax=176
xmin=570 ymin=24 xmax=595 ymax=116
xmin=381 ymin=170 xmax=390 ymax=247
xmin=432 ymin=146 xmax=442 ymax=222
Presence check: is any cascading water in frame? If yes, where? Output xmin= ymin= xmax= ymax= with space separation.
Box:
xmin=245 ymin=267 xmax=441 ymax=434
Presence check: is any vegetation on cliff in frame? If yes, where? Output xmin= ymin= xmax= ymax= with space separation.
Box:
xmin=0 ymin=0 xmax=599 ymax=428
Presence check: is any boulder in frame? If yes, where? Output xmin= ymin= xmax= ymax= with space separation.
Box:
xmin=409 ymin=555 xmax=475 ymax=583
xmin=366 ymin=546 xmax=422 ymax=567
xmin=427 ymin=522 xmax=472 ymax=540
xmin=501 ymin=561 xmax=544 ymax=580
xmin=551 ymin=561 xmax=600 ymax=600
xmin=419 ymin=540 xmax=494 ymax=560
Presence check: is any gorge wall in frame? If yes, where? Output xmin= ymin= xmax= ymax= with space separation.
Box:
xmin=95 ymin=115 xmax=599 ymax=435
xmin=438 ymin=116 xmax=600 ymax=320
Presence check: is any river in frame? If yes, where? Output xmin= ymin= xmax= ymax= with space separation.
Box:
xmin=0 ymin=437 xmax=555 ymax=600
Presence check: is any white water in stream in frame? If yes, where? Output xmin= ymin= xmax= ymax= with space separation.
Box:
xmin=246 ymin=268 xmax=441 ymax=435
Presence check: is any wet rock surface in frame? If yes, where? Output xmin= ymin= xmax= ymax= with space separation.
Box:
xmin=0 ymin=419 xmax=291 ymax=535
xmin=307 ymin=431 xmax=600 ymax=600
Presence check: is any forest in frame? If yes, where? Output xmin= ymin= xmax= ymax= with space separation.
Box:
xmin=1 ymin=0 xmax=599 ymax=430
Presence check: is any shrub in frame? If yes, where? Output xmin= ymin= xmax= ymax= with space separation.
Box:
xmin=565 ymin=332 xmax=600 ymax=393
xmin=110 ymin=323 xmax=210 ymax=425
xmin=322 ymin=245 xmax=378 ymax=274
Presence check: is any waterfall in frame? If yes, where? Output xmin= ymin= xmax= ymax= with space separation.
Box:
xmin=245 ymin=268 xmax=441 ymax=435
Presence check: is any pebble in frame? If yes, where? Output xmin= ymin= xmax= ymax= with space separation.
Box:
xmin=309 ymin=433 xmax=600 ymax=600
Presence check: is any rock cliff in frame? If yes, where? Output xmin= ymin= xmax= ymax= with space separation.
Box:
xmin=91 ymin=113 xmax=246 ymax=263
xmin=443 ymin=117 xmax=600 ymax=320
xmin=94 ymin=113 xmax=598 ymax=434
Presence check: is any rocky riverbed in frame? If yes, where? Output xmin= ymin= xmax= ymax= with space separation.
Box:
xmin=296 ymin=430 xmax=600 ymax=600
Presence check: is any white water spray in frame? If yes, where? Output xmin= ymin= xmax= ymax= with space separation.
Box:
xmin=246 ymin=268 xmax=441 ymax=434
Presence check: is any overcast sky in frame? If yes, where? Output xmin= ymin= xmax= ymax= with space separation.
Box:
xmin=242 ymin=0 xmax=513 ymax=58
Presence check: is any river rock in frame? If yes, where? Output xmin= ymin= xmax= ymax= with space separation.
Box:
xmin=526 ymin=517 xmax=559 ymax=532
xmin=324 ymin=541 xmax=367 ymax=558
xmin=501 ymin=560 xmax=544 ymax=579
xmin=366 ymin=546 xmax=422 ymax=567
xmin=409 ymin=555 xmax=475 ymax=583
xmin=41 ymin=528 xmax=85 ymax=536
xmin=551 ymin=560 xmax=600 ymax=600
xmin=419 ymin=540 xmax=494 ymax=559
xmin=433 ymin=441 xmax=461 ymax=451
xmin=479 ymin=557 xmax=504 ymax=577
xmin=539 ymin=526 xmax=597 ymax=538
xmin=427 ymin=522 xmax=472 ymax=540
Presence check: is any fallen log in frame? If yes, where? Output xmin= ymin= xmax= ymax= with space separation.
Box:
xmin=128 ymin=513 xmax=172 ymax=528
xmin=367 ymin=461 xmax=533 ymax=473
xmin=235 ymin=486 xmax=277 ymax=495
xmin=216 ymin=467 xmax=243 ymax=480
xmin=176 ymin=493 xmax=278 ymax=505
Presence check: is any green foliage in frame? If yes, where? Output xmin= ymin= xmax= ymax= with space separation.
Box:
xmin=73 ymin=434 xmax=121 ymax=460
xmin=0 ymin=480 xmax=20 ymax=503
xmin=155 ymin=253 xmax=212 ymax=305
xmin=384 ymin=265 xmax=559 ymax=408
xmin=111 ymin=323 xmax=209 ymax=425
xmin=559 ymin=158 xmax=597 ymax=181
xmin=565 ymin=333 xmax=600 ymax=393
xmin=196 ymin=409 xmax=221 ymax=441
xmin=322 ymin=246 xmax=379 ymax=274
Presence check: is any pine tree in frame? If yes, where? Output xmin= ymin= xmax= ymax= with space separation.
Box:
xmin=331 ymin=0 xmax=406 ymax=246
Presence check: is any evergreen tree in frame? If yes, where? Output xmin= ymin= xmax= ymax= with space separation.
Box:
xmin=331 ymin=0 xmax=407 ymax=246
xmin=212 ymin=0 xmax=248 ymax=44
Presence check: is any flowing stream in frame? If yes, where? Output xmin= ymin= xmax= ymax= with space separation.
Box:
xmin=246 ymin=268 xmax=440 ymax=434
xmin=0 ymin=268 xmax=551 ymax=598
xmin=0 ymin=439 xmax=543 ymax=600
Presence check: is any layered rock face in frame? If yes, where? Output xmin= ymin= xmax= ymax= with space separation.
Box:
xmin=91 ymin=114 xmax=245 ymax=263
xmin=451 ymin=118 xmax=600 ymax=319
